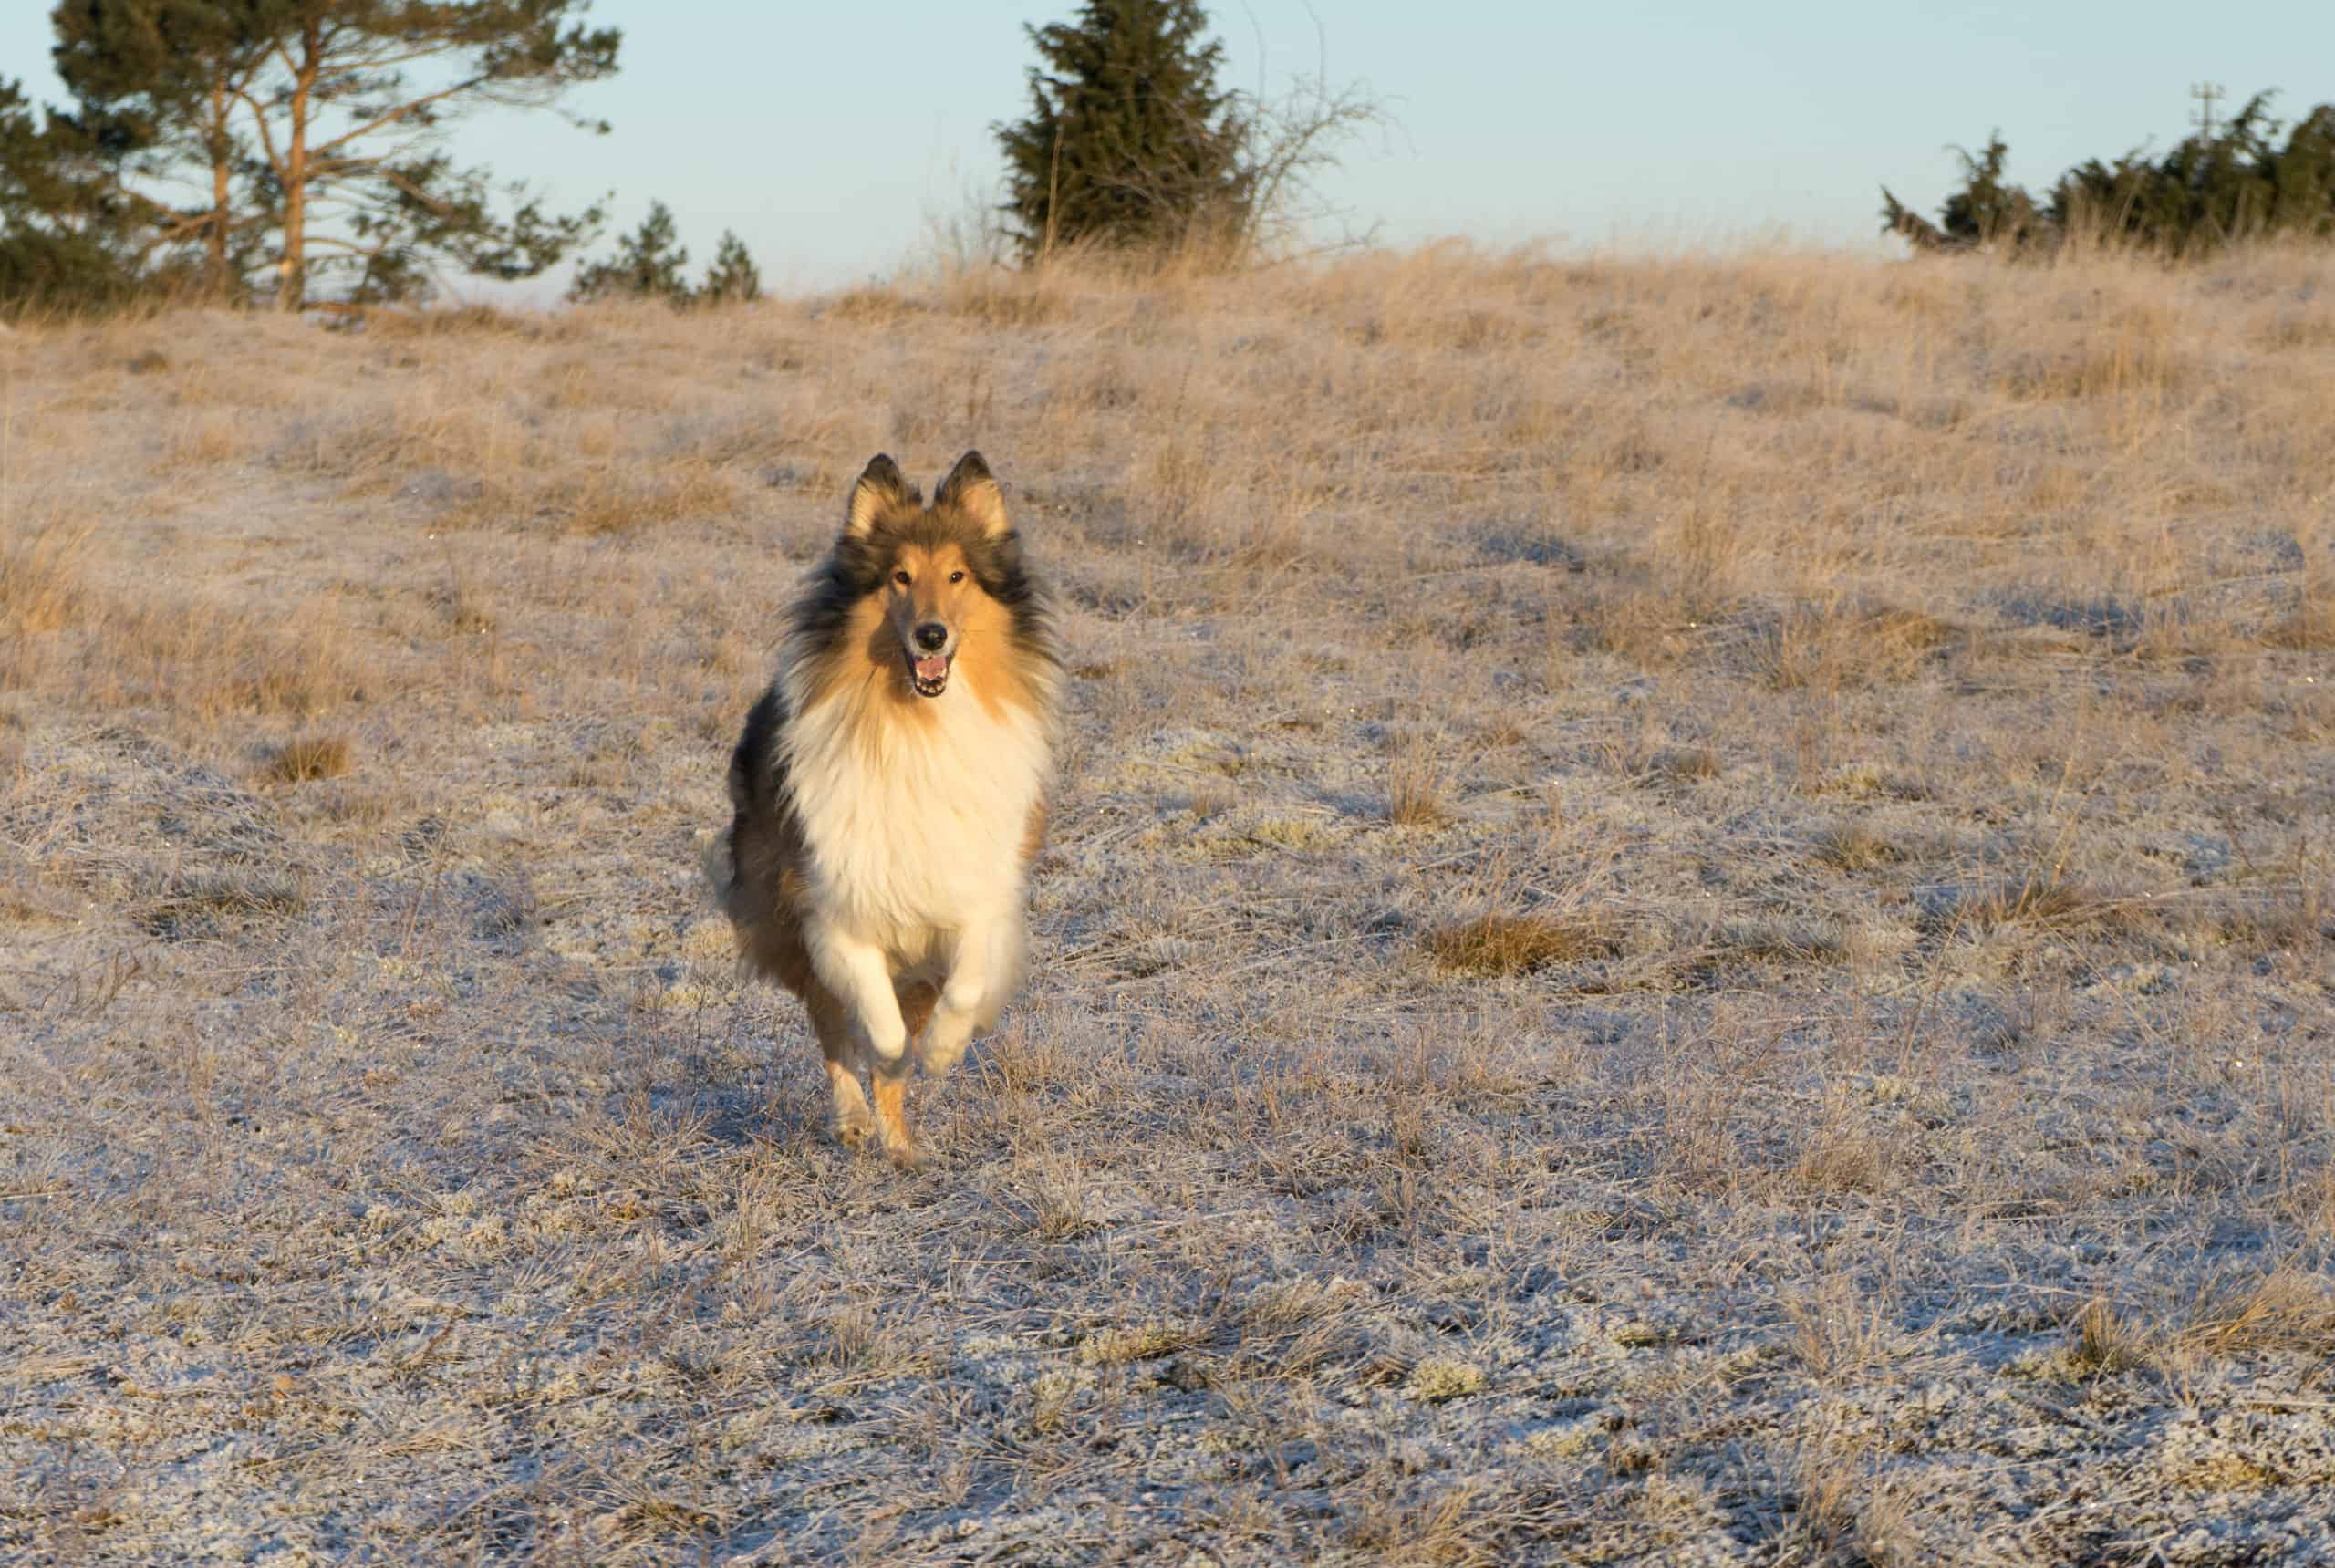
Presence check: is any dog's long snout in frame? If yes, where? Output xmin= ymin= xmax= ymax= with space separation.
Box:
xmin=912 ymin=621 xmax=950 ymax=652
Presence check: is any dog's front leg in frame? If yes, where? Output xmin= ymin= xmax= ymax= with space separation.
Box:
xmin=916 ymin=919 xmax=1008 ymax=1077
xmin=807 ymin=923 xmax=908 ymax=1066
xmin=808 ymin=923 xmax=921 ymax=1164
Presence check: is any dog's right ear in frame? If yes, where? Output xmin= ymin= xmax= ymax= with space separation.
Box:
xmin=845 ymin=453 xmax=917 ymax=539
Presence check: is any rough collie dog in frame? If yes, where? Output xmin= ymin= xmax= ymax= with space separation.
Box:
xmin=709 ymin=452 xmax=1058 ymax=1165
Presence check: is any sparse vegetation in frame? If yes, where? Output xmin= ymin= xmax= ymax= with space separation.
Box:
xmin=2 ymin=243 xmax=2330 ymax=1561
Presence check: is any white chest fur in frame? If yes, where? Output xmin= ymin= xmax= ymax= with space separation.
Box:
xmin=779 ymin=667 xmax=1049 ymax=955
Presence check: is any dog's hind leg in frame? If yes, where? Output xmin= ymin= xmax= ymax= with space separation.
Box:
xmin=858 ymin=981 xmax=937 ymax=1169
xmin=804 ymin=987 xmax=875 ymax=1153
xmin=868 ymin=1064 xmax=922 ymax=1170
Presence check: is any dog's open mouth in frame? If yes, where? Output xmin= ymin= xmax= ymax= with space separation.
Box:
xmin=910 ymin=652 xmax=951 ymax=698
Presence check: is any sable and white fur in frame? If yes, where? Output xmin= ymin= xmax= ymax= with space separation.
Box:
xmin=708 ymin=452 xmax=1057 ymax=1163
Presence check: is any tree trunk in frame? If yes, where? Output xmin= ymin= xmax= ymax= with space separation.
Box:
xmin=277 ymin=26 xmax=319 ymax=311
xmin=207 ymin=84 xmax=232 ymax=302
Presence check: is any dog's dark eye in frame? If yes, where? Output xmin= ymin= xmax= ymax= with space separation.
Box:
xmin=893 ymin=570 xmax=911 ymax=587
xmin=948 ymin=571 xmax=965 ymax=584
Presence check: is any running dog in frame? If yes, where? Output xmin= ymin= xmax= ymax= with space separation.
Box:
xmin=708 ymin=452 xmax=1057 ymax=1165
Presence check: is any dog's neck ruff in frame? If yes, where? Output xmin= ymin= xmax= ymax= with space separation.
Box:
xmin=777 ymin=658 xmax=1050 ymax=946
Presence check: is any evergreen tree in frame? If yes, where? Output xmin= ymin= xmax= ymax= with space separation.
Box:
xmin=50 ymin=1 xmax=275 ymax=300
xmin=567 ymin=199 xmax=690 ymax=303
xmin=0 ymin=73 xmax=172 ymax=306
xmin=37 ymin=1 xmax=619 ymax=309
xmin=993 ymin=0 xmax=1252 ymax=259
xmin=1885 ymin=90 xmax=2335 ymax=258
xmin=699 ymin=229 xmax=760 ymax=304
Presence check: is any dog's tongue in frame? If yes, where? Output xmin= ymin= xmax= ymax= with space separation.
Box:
xmin=915 ymin=656 xmax=949 ymax=683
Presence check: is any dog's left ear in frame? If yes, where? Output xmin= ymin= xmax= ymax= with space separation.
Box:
xmin=936 ymin=450 xmax=1012 ymax=538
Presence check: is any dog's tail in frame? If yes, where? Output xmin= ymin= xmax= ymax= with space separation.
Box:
xmin=706 ymin=685 xmax=785 ymax=920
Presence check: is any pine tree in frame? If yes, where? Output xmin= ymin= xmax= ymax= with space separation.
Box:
xmin=699 ymin=230 xmax=760 ymax=305
xmin=993 ymin=0 xmax=1252 ymax=259
xmin=37 ymin=1 xmax=619 ymax=309
xmin=567 ymin=199 xmax=690 ymax=304
xmin=0 ymin=76 xmax=145 ymax=306
xmin=50 ymin=2 xmax=275 ymax=300
xmin=1886 ymin=91 xmax=2335 ymax=259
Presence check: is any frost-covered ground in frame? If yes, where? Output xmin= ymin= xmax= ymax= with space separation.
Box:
xmin=4 ymin=251 xmax=2331 ymax=1563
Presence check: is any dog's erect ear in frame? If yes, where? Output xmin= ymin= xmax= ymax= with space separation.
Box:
xmin=845 ymin=453 xmax=918 ymax=539
xmin=936 ymin=450 xmax=1011 ymax=538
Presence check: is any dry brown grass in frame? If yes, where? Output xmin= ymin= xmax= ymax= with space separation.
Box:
xmin=2 ymin=243 xmax=2331 ymax=1563
xmin=0 ymin=520 xmax=89 ymax=636
xmin=1422 ymin=911 xmax=1617 ymax=976
xmin=264 ymin=733 xmax=353 ymax=783
xmin=1385 ymin=732 xmax=1451 ymax=826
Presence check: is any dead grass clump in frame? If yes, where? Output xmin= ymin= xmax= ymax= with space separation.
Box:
xmin=460 ymin=465 xmax=741 ymax=535
xmin=2258 ymin=581 xmax=2334 ymax=650
xmin=1646 ymin=743 xmax=1719 ymax=783
xmin=1423 ymin=912 xmax=1616 ymax=977
xmin=1920 ymin=872 xmax=2138 ymax=938
xmin=1385 ymin=735 xmax=1450 ymax=827
xmin=1012 ymin=1155 xmax=1095 ymax=1241
xmin=1811 ymin=820 xmax=1905 ymax=872
xmin=1565 ymin=584 xmax=1689 ymax=667
xmin=2180 ymin=1264 xmax=2335 ymax=1359
xmin=940 ymin=269 xmax=1072 ymax=327
xmin=139 ymin=871 xmax=305 ymax=939
xmin=2064 ymin=1297 xmax=2149 ymax=1379
xmin=822 ymin=286 xmax=927 ymax=327
xmin=1792 ymin=1123 xmax=1893 ymax=1196
xmin=560 ymin=469 xmax=740 ymax=535
xmin=1784 ymin=1277 xmax=1902 ymax=1381
xmin=2190 ymin=883 xmax=2330 ymax=953
xmin=265 ymin=734 xmax=353 ymax=784
xmin=0 ymin=522 xmax=91 ymax=637
xmin=166 ymin=414 xmax=249 ymax=469
xmin=1750 ymin=602 xmax=1959 ymax=690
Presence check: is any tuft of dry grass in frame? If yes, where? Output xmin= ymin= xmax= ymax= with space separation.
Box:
xmin=1919 ymin=870 xmax=2140 ymax=938
xmin=1384 ymin=732 xmax=1451 ymax=826
xmin=265 ymin=734 xmax=353 ymax=784
xmin=1422 ymin=911 xmax=1617 ymax=976
xmin=2179 ymin=1265 xmax=2335 ymax=1358
xmin=2063 ymin=1298 xmax=2149 ymax=1380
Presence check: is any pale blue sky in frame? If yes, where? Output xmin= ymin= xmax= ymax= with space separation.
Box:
xmin=5 ymin=2 xmax=2330 ymax=295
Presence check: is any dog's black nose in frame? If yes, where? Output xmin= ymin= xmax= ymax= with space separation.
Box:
xmin=913 ymin=622 xmax=949 ymax=652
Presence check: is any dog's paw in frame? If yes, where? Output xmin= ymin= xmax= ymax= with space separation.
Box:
xmin=832 ymin=1107 xmax=877 ymax=1153
xmin=914 ymin=1020 xmax=974 ymax=1078
xmin=912 ymin=1039 xmax=966 ymax=1078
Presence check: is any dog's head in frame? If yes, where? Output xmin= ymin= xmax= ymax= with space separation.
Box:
xmin=829 ymin=452 xmax=1030 ymax=701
